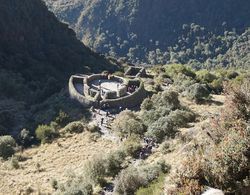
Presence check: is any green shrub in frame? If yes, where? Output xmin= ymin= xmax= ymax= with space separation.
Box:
xmin=55 ymin=110 xmax=70 ymax=128
xmin=206 ymin=129 xmax=250 ymax=190
xmin=63 ymin=121 xmax=86 ymax=134
xmin=164 ymin=64 xmax=196 ymax=79
xmin=141 ymin=90 xmax=181 ymax=127
xmin=105 ymin=150 xmax=126 ymax=177
xmin=159 ymin=91 xmax=181 ymax=110
xmin=168 ymin=109 xmax=196 ymax=127
xmin=186 ymin=83 xmax=210 ymax=102
xmin=55 ymin=177 xmax=93 ymax=195
xmin=210 ymin=78 xmax=224 ymax=94
xmin=196 ymin=70 xmax=217 ymax=83
xmin=122 ymin=136 xmax=142 ymax=157
xmin=114 ymin=166 xmax=147 ymax=194
xmin=83 ymin=157 xmax=106 ymax=186
xmin=0 ymin=135 xmax=16 ymax=159
xmin=172 ymin=73 xmax=197 ymax=92
xmin=114 ymin=163 xmax=164 ymax=194
xmin=141 ymin=98 xmax=154 ymax=111
xmin=87 ymin=122 xmax=100 ymax=133
xmin=112 ymin=110 xmax=145 ymax=137
xmin=145 ymin=117 xmax=176 ymax=142
xmin=160 ymin=141 xmax=171 ymax=154
xmin=35 ymin=125 xmax=59 ymax=144
xmin=145 ymin=109 xmax=194 ymax=143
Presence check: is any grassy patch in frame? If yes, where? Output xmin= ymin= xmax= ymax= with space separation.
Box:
xmin=136 ymin=173 xmax=165 ymax=195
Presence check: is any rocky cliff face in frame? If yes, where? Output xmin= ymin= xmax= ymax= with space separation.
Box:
xmin=0 ymin=0 xmax=116 ymax=135
xmin=44 ymin=0 xmax=250 ymax=64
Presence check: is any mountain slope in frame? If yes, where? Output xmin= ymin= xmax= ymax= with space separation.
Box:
xmin=44 ymin=0 xmax=250 ymax=64
xmin=0 ymin=0 xmax=116 ymax=135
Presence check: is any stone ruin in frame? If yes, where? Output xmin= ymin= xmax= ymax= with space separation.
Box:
xmin=68 ymin=71 xmax=147 ymax=109
xmin=124 ymin=66 xmax=146 ymax=78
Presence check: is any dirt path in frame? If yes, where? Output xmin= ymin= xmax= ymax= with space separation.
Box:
xmin=92 ymin=109 xmax=120 ymax=142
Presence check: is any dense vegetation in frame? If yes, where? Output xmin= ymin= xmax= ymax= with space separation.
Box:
xmin=168 ymin=79 xmax=250 ymax=194
xmin=0 ymin=0 xmax=117 ymax=136
xmin=44 ymin=0 xmax=250 ymax=67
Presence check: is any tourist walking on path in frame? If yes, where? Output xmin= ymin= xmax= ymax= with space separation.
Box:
xmin=101 ymin=117 xmax=104 ymax=126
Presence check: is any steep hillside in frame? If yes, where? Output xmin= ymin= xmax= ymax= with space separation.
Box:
xmin=0 ymin=0 xmax=116 ymax=135
xmin=44 ymin=0 xmax=250 ymax=65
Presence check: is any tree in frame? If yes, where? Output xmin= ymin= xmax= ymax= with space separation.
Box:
xmin=0 ymin=136 xmax=16 ymax=159
xmin=35 ymin=125 xmax=58 ymax=144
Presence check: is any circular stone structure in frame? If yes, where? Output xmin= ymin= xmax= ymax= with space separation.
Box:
xmin=69 ymin=73 xmax=148 ymax=109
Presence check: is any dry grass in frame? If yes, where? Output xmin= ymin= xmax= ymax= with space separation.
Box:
xmin=0 ymin=132 xmax=116 ymax=195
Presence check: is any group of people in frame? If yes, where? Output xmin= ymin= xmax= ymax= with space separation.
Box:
xmin=90 ymin=106 xmax=114 ymax=127
xmin=139 ymin=137 xmax=156 ymax=159
xmin=127 ymin=84 xmax=138 ymax=93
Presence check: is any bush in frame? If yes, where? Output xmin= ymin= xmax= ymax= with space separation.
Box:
xmin=160 ymin=91 xmax=180 ymax=110
xmin=210 ymin=78 xmax=224 ymax=94
xmin=196 ymin=70 xmax=217 ymax=83
xmin=206 ymin=129 xmax=250 ymax=190
xmin=83 ymin=157 xmax=106 ymax=186
xmin=105 ymin=150 xmax=126 ymax=177
xmin=112 ymin=110 xmax=145 ymax=137
xmin=0 ymin=135 xmax=16 ymax=159
xmin=87 ymin=122 xmax=100 ymax=133
xmin=55 ymin=177 xmax=93 ymax=195
xmin=160 ymin=141 xmax=172 ymax=154
xmin=186 ymin=83 xmax=210 ymax=102
xmin=141 ymin=90 xmax=181 ymax=127
xmin=141 ymin=98 xmax=154 ymax=111
xmin=114 ymin=167 xmax=147 ymax=194
xmin=145 ymin=117 xmax=176 ymax=142
xmin=122 ymin=136 xmax=142 ymax=157
xmin=54 ymin=110 xmax=71 ymax=128
xmin=172 ymin=73 xmax=197 ymax=92
xmin=63 ymin=121 xmax=86 ymax=134
xmin=167 ymin=109 xmax=196 ymax=127
xmin=114 ymin=163 xmax=164 ymax=194
xmin=35 ymin=125 xmax=59 ymax=144
xmin=145 ymin=109 xmax=194 ymax=143
xmin=165 ymin=64 xmax=196 ymax=79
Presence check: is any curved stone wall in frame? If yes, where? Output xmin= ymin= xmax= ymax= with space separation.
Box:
xmin=69 ymin=74 xmax=148 ymax=109
xmin=100 ymin=81 xmax=147 ymax=108
xmin=68 ymin=75 xmax=94 ymax=107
